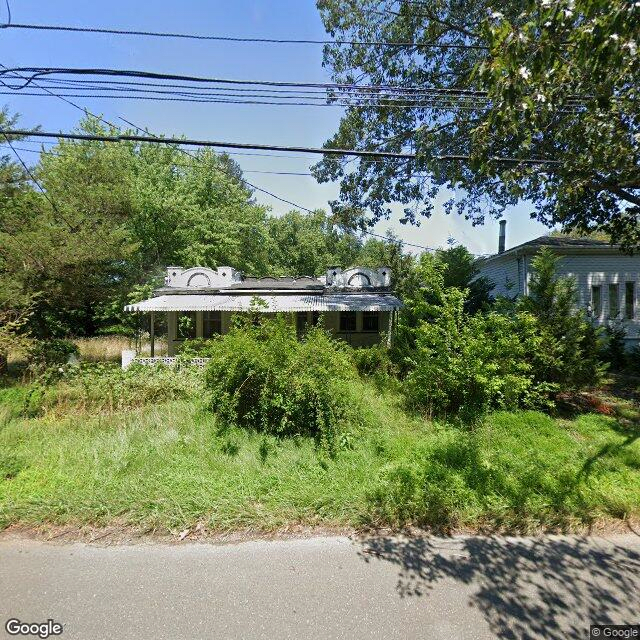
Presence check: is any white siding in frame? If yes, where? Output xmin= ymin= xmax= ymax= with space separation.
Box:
xmin=554 ymin=254 xmax=640 ymax=340
xmin=477 ymin=254 xmax=523 ymax=298
xmin=478 ymin=251 xmax=640 ymax=343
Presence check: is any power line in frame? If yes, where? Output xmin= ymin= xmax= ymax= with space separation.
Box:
xmin=0 ymin=22 xmax=489 ymax=50
xmin=0 ymin=66 xmax=489 ymax=96
xmin=0 ymin=69 xmax=460 ymax=253
xmin=0 ymin=90 xmax=489 ymax=111
xmin=0 ymin=129 xmax=562 ymax=166
xmin=0 ymin=129 xmax=420 ymax=159
xmin=1 ymin=144 xmax=316 ymax=175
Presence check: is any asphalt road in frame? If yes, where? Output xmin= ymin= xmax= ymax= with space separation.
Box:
xmin=1 ymin=533 xmax=639 ymax=640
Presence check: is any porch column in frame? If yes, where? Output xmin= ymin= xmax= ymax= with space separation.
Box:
xmin=150 ymin=311 xmax=155 ymax=357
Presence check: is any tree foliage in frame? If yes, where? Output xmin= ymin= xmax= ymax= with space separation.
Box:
xmin=314 ymin=0 xmax=639 ymax=246
xmin=2 ymin=113 xmax=408 ymax=339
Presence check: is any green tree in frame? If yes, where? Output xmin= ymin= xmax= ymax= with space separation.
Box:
xmin=266 ymin=210 xmax=362 ymax=276
xmin=434 ymin=245 xmax=493 ymax=313
xmin=314 ymin=0 xmax=639 ymax=247
xmin=32 ymin=116 xmax=274 ymax=334
xmin=518 ymin=247 xmax=604 ymax=388
xmin=357 ymin=231 xmax=417 ymax=297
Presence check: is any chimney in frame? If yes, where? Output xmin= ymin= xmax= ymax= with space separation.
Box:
xmin=498 ymin=220 xmax=506 ymax=254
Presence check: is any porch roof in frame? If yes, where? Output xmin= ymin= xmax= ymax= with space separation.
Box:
xmin=124 ymin=292 xmax=402 ymax=313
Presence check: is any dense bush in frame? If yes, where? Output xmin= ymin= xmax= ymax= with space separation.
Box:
xmin=204 ymin=317 xmax=363 ymax=451
xmin=404 ymin=288 xmax=553 ymax=419
xmin=396 ymin=248 xmax=605 ymax=419
xmin=602 ymin=321 xmax=627 ymax=370
xmin=351 ymin=343 xmax=398 ymax=388
xmin=518 ymin=248 xmax=605 ymax=389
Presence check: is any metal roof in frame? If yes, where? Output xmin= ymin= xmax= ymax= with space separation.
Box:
xmin=125 ymin=293 xmax=403 ymax=313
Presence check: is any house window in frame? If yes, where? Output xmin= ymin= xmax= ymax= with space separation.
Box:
xmin=176 ymin=311 xmax=197 ymax=340
xmin=296 ymin=312 xmax=308 ymax=334
xmin=362 ymin=311 xmax=379 ymax=332
xmin=203 ymin=311 xmax=222 ymax=338
xmin=591 ymin=286 xmax=602 ymax=317
xmin=626 ymin=282 xmax=635 ymax=320
xmin=339 ymin=311 xmax=357 ymax=332
xmin=609 ymin=283 xmax=620 ymax=319
xmin=311 ymin=311 xmax=320 ymax=327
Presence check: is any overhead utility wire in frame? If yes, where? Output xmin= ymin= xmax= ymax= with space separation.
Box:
xmin=1 ymin=144 xmax=315 ymax=175
xmin=0 ymin=67 xmax=489 ymax=96
xmin=0 ymin=130 xmax=420 ymax=159
xmin=0 ymin=91 xmax=490 ymax=111
xmin=0 ymin=129 xmax=562 ymax=166
xmin=0 ymin=67 xmax=443 ymax=253
xmin=0 ymin=68 xmax=463 ymax=253
xmin=0 ymin=22 xmax=489 ymax=49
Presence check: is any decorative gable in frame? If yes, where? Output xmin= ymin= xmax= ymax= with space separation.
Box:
xmin=164 ymin=266 xmax=243 ymax=289
xmin=325 ymin=266 xmax=392 ymax=289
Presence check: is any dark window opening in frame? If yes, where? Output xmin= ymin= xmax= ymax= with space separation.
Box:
xmin=339 ymin=311 xmax=357 ymax=332
xmin=591 ymin=286 xmax=602 ymax=317
xmin=176 ymin=311 xmax=197 ymax=340
xmin=203 ymin=311 xmax=222 ymax=338
xmin=311 ymin=311 xmax=320 ymax=326
xmin=609 ymin=283 xmax=620 ymax=319
xmin=362 ymin=311 xmax=379 ymax=332
xmin=296 ymin=312 xmax=308 ymax=334
xmin=626 ymin=282 xmax=635 ymax=320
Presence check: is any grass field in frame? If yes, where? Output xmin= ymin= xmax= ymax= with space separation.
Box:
xmin=1 ymin=376 xmax=638 ymax=534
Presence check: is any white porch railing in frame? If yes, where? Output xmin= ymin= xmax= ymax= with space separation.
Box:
xmin=121 ymin=350 xmax=210 ymax=369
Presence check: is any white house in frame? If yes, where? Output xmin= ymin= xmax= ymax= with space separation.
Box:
xmin=122 ymin=265 xmax=402 ymax=366
xmin=477 ymin=221 xmax=640 ymax=345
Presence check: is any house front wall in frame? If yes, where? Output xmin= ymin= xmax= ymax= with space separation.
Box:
xmin=478 ymin=252 xmax=640 ymax=344
xmin=166 ymin=310 xmax=390 ymax=355
xmin=477 ymin=253 xmax=524 ymax=298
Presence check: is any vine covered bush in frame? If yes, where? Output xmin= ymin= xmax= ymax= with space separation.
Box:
xmin=204 ymin=317 xmax=362 ymax=450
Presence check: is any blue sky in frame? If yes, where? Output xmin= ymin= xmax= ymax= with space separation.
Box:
xmin=0 ymin=0 xmax=552 ymax=256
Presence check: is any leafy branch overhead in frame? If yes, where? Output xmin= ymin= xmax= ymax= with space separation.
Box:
xmin=313 ymin=0 xmax=639 ymax=246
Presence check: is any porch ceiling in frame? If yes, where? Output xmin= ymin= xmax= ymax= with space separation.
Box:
xmin=124 ymin=293 xmax=402 ymax=313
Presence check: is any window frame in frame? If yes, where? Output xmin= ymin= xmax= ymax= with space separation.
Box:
xmin=625 ymin=282 xmax=635 ymax=320
xmin=361 ymin=311 xmax=380 ymax=333
xmin=339 ymin=311 xmax=357 ymax=332
xmin=296 ymin=311 xmax=308 ymax=334
xmin=591 ymin=285 xmax=602 ymax=318
xmin=203 ymin=310 xmax=222 ymax=338
xmin=609 ymin=283 xmax=620 ymax=319
xmin=176 ymin=311 xmax=197 ymax=341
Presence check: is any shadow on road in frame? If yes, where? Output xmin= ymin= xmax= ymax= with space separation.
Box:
xmin=357 ymin=534 xmax=640 ymax=640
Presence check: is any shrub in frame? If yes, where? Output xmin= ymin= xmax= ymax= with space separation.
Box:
xmin=204 ymin=317 xmax=362 ymax=451
xmin=518 ymin=248 xmax=606 ymax=389
xmin=28 ymin=339 xmax=79 ymax=368
xmin=602 ymin=321 xmax=627 ymax=370
xmin=404 ymin=288 xmax=553 ymax=419
xmin=351 ymin=343 xmax=398 ymax=388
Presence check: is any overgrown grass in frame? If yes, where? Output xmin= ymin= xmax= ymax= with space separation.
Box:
xmin=1 ymin=376 xmax=638 ymax=533
xmin=7 ymin=336 xmax=168 ymax=368
xmin=72 ymin=336 xmax=168 ymax=362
